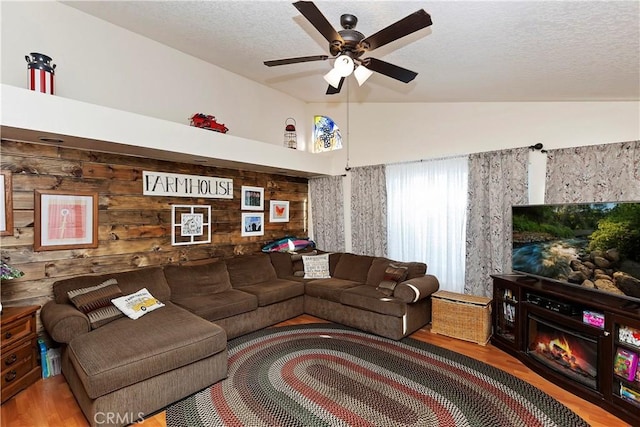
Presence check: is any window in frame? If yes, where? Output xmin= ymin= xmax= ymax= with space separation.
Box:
xmin=386 ymin=156 xmax=468 ymax=293
xmin=313 ymin=116 xmax=342 ymax=152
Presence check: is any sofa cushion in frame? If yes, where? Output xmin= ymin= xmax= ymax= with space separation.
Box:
xmin=302 ymin=253 xmax=331 ymax=279
xmin=269 ymin=251 xmax=294 ymax=277
xmin=173 ymin=289 xmax=258 ymax=321
xmin=366 ymin=257 xmax=392 ymax=285
xmin=340 ymin=285 xmax=406 ymax=318
xmin=226 ymin=254 xmax=277 ymax=287
xmin=404 ymin=262 xmax=427 ymax=280
xmin=164 ymin=260 xmax=232 ymax=296
xmin=67 ymin=302 xmax=226 ymax=399
xmin=333 ymin=253 xmax=375 ymax=282
xmin=305 ymin=278 xmax=361 ymax=303
xmin=67 ymin=278 xmax=124 ymax=329
xmin=238 ymin=279 xmax=304 ymax=306
xmin=53 ymin=267 xmax=171 ymax=305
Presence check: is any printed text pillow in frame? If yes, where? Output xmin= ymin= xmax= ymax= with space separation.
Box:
xmin=302 ymin=253 xmax=331 ymax=279
xmin=111 ymin=288 xmax=165 ymax=320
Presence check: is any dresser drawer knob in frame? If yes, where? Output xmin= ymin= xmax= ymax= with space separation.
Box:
xmin=5 ymin=370 xmax=17 ymax=383
xmin=4 ymin=332 xmax=12 ymax=340
xmin=4 ymin=354 xmax=17 ymax=365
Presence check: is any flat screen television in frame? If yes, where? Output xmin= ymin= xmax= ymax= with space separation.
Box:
xmin=511 ymin=201 xmax=640 ymax=304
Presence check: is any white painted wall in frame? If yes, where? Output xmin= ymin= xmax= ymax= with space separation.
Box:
xmin=306 ymin=100 xmax=640 ymax=251
xmin=308 ymin=101 xmax=640 ymax=169
xmin=0 ymin=1 xmax=309 ymax=148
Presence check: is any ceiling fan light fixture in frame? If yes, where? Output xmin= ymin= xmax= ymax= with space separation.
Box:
xmin=333 ymin=54 xmax=355 ymax=77
xmin=323 ymin=67 xmax=343 ymax=88
xmin=354 ymin=65 xmax=373 ymax=86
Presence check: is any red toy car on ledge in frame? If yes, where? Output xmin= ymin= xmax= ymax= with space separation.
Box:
xmin=189 ymin=113 xmax=229 ymax=134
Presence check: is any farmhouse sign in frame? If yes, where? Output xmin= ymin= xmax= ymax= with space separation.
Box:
xmin=143 ymin=171 xmax=233 ymax=199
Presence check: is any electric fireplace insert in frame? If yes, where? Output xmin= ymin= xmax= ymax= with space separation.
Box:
xmin=527 ymin=314 xmax=598 ymax=390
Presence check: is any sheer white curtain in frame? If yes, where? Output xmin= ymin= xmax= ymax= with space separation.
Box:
xmin=386 ymin=156 xmax=468 ymax=293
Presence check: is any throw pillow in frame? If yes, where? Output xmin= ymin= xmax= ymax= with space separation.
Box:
xmin=111 ymin=288 xmax=165 ymax=320
xmin=376 ymin=264 xmax=409 ymax=296
xmin=67 ymin=278 xmax=124 ymax=329
xmin=302 ymin=253 xmax=330 ymax=279
xmin=291 ymin=250 xmax=318 ymax=275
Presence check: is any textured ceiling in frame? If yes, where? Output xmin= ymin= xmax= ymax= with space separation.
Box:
xmin=62 ymin=1 xmax=640 ymax=103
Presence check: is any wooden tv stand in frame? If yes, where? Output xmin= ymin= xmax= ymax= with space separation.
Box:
xmin=491 ymin=274 xmax=640 ymax=426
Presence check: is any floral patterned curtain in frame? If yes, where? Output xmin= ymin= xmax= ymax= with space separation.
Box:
xmin=309 ymin=176 xmax=345 ymax=252
xmin=545 ymin=141 xmax=640 ymax=203
xmin=350 ymin=165 xmax=387 ymax=256
xmin=465 ymin=148 xmax=529 ymax=297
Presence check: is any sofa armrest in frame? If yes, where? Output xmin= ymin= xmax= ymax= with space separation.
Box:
xmin=40 ymin=300 xmax=90 ymax=344
xmin=393 ymin=275 xmax=440 ymax=303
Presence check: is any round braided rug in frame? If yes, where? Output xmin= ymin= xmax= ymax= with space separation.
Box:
xmin=166 ymin=324 xmax=589 ymax=427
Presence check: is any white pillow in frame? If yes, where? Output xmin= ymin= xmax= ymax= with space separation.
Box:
xmin=302 ymin=253 xmax=330 ymax=279
xmin=111 ymin=288 xmax=165 ymax=320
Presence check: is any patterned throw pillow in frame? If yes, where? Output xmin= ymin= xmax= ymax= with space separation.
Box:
xmin=67 ymin=278 xmax=124 ymax=329
xmin=291 ymin=250 xmax=318 ymax=275
xmin=111 ymin=288 xmax=165 ymax=320
xmin=377 ymin=264 xmax=409 ymax=296
xmin=302 ymin=253 xmax=331 ymax=279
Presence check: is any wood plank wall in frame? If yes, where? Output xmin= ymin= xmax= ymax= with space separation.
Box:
xmin=0 ymin=139 xmax=309 ymax=324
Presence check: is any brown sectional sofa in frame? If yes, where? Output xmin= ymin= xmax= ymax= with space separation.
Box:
xmin=40 ymin=251 xmax=438 ymax=426
xmin=164 ymin=254 xmax=305 ymax=340
xmin=269 ymin=252 xmax=440 ymax=340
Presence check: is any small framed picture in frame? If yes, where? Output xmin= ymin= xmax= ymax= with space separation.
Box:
xmin=172 ymin=205 xmax=212 ymax=245
xmin=241 ymin=186 xmax=264 ymax=211
xmin=0 ymin=171 xmax=13 ymax=236
xmin=241 ymin=212 xmax=264 ymax=237
xmin=34 ymin=190 xmax=98 ymax=251
xmin=269 ymin=200 xmax=290 ymax=222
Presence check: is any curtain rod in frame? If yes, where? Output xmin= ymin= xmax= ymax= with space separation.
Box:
xmin=384 ymin=153 xmax=468 ymax=168
xmin=339 ymin=143 xmax=545 ymax=171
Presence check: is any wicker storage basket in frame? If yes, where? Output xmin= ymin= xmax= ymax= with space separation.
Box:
xmin=431 ymin=290 xmax=492 ymax=345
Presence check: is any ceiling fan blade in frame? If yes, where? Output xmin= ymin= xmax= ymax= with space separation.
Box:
xmin=264 ymin=55 xmax=328 ymax=67
xmin=293 ymin=1 xmax=344 ymax=45
xmin=361 ymin=10 xmax=432 ymax=51
xmin=326 ymin=77 xmax=345 ymax=95
xmin=363 ymin=58 xmax=418 ymax=83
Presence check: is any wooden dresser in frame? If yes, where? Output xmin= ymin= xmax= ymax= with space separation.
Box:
xmin=1 ymin=305 xmax=41 ymax=404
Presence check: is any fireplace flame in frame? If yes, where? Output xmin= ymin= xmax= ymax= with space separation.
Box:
xmin=549 ymin=337 xmax=578 ymax=368
xmin=550 ymin=337 xmax=571 ymax=356
xmin=533 ymin=333 xmax=592 ymax=376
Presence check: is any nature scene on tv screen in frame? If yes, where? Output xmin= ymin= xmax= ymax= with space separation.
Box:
xmin=512 ymin=202 xmax=640 ymax=300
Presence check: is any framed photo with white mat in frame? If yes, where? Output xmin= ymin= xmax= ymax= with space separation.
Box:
xmin=171 ymin=205 xmax=211 ymax=245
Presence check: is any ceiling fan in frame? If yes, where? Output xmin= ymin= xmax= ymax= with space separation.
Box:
xmin=264 ymin=1 xmax=432 ymax=95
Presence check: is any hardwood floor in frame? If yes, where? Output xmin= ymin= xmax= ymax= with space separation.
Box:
xmin=1 ymin=315 xmax=630 ymax=427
